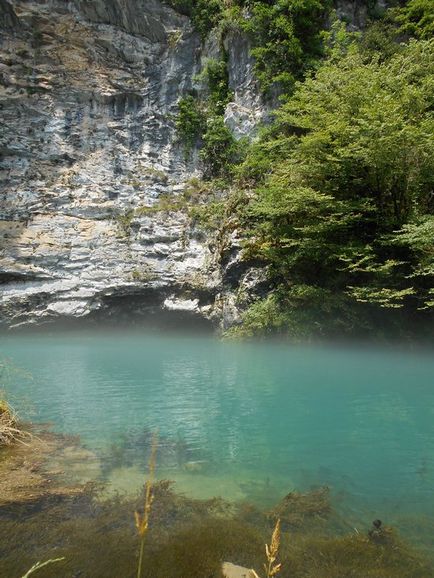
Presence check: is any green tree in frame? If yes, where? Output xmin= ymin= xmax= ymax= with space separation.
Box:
xmin=176 ymin=95 xmax=206 ymax=155
xmin=395 ymin=0 xmax=434 ymax=39
xmin=238 ymin=38 xmax=434 ymax=337
xmin=201 ymin=116 xmax=240 ymax=178
xmin=240 ymin=0 xmax=331 ymax=93
xmin=167 ymin=0 xmax=223 ymax=38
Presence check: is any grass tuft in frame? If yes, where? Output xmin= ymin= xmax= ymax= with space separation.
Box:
xmin=0 ymin=399 xmax=31 ymax=447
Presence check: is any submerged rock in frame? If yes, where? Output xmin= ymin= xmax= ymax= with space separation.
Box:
xmin=223 ymin=562 xmax=254 ymax=578
xmin=0 ymin=427 xmax=98 ymax=505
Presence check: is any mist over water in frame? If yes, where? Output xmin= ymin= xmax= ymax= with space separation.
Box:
xmin=2 ymin=330 xmax=434 ymax=518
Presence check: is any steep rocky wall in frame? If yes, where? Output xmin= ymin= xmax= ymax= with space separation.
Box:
xmin=0 ymin=0 xmax=264 ymax=329
xmin=0 ymin=0 xmax=382 ymax=330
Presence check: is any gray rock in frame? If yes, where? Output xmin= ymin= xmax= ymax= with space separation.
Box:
xmin=0 ymin=0 xmax=269 ymax=329
xmin=0 ymin=0 xmax=20 ymax=30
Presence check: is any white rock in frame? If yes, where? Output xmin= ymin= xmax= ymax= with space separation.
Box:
xmin=163 ymin=296 xmax=199 ymax=312
xmin=47 ymin=300 xmax=93 ymax=317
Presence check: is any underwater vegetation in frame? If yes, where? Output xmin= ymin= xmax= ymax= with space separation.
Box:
xmin=102 ymin=425 xmax=210 ymax=474
xmin=1 ymin=357 xmax=434 ymax=578
xmin=0 ymin=426 xmax=96 ymax=507
xmin=0 ymin=470 xmax=433 ymax=578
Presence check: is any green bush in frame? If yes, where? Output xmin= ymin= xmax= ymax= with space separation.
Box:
xmin=239 ymin=0 xmax=331 ymax=93
xmin=175 ymin=95 xmax=206 ymax=155
xmin=167 ymin=0 xmax=223 ymax=38
xmin=201 ymin=116 xmax=240 ymax=178
xmin=176 ymin=55 xmax=237 ymax=176
xmin=198 ymin=58 xmax=232 ymax=115
xmin=394 ymin=0 xmax=434 ymax=39
xmin=226 ymin=285 xmax=373 ymax=340
xmin=169 ymin=0 xmax=332 ymax=94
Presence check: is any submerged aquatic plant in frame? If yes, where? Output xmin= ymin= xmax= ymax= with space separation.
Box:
xmin=134 ymin=434 xmax=158 ymax=578
xmin=1 ymin=476 xmax=433 ymax=578
xmin=20 ymin=557 xmax=65 ymax=578
xmin=269 ymin=487 xmax=331 ymax=530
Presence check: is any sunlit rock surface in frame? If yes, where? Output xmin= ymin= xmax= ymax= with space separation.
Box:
xmin=0 ymin=0 xmax=267 ymax=328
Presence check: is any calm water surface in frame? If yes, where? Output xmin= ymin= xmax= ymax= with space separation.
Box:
xmin=2 ymin=331 xmax=434 ymax=520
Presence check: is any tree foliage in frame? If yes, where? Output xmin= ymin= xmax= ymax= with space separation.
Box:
xmin=238 ymin=0 xmax=331 ymax=93
xmin=395 ymin=0 xmax=434 ymax=39
xmin=166 ymin=0 xmax=223 ymax=38
xmin=176 ymin=95 xmax=206 ymax=153
xmin=201 ymin=117 xmax=240 ymax=178
xmin=176 ymin=56 xmax=240 ymax=178
xmin=169 ymin=0 xmax=331 ymax=93
xmin=171 ymin=0 xmax=434 ymax=339
xmin=237 ymin=37 xmax=434 ymax=337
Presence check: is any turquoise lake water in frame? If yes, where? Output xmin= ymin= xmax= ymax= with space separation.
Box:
xmin=2 ymin=331 xmax=434 ymax=523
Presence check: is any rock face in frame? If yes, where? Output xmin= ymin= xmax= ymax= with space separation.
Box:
xmin=224 ymin=29 xmax=267 ymax=140
xmin=0 ymin=0 xmax=265 ymax=329
xmin=0 ymin=0 xmax=382 ymax=330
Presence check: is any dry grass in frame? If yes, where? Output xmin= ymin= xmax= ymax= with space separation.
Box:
xmin=265 ymin=519 xmax=282 ymax=578
xmin=134 ymin=433 xmax=158 ymax=578
xmin=0 ymin=399 xmax=31 ymax=447
xmin=251 ymin=518 xmax=282 ymax=578
xmin=20 ymin=557 xmax=65 ymax=578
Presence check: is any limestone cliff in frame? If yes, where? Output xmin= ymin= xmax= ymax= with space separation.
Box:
xmin=0 ymin=0 xmax=267 ymax=329
xmin=0 ymin=0 xmax=380 ymax=330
